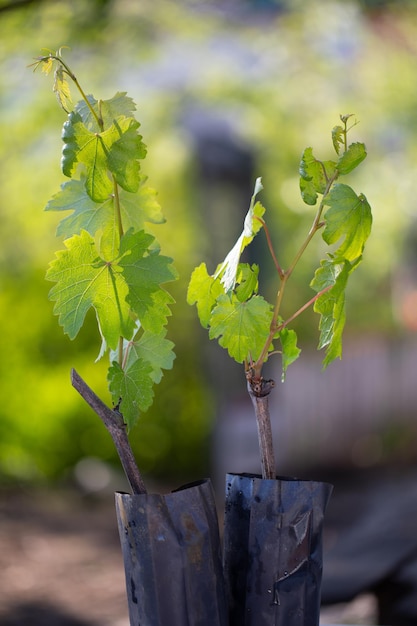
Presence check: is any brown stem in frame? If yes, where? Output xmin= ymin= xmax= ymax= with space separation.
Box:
xmin=71 ymin=368 xmax=147 ymax=495
xmin=246 ymin=375 xmax=276 ymax=479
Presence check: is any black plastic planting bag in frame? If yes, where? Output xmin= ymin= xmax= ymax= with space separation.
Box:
xmin=223 ymin=473 xmax=333 ymax=626
xmin=115 ymin=479 xmax=228 ymax=626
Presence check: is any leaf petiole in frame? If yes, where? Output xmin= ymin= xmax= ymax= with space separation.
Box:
xmin=253 ymin=215 xmax=284 ymax=279
xmin=277 ymin=284 xmax=333 ymax=333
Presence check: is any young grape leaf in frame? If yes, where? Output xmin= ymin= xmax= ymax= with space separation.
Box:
xmin=46 ymin=177 xmax=164 ymax=239
xmin=108 ymin=359 xmax=154 ymax=430
xmin=126 ymin=179 xmax=165 ymax=225
xmin=215 ymin=177 xmax=265 ymax=292
xmin=53 ymin=65 xmax=72 ymax=113
xmin=299 ymin=148 xmax=322 ymax=205
xmin=75 ymin=93 xmax=138 ymax=131
xmin=61 ymin=112 xmax=146 ymax=202
xmin=310 ymin=257 xmax=341 ymax=292
xmin=235 ymin=264 xmax=259 ymax=303
xmin=118 ymin=229 xmax=178 ymax=330
xmin=331 ymin=125 xmax=344 ymax=155
xmin=107 ymin=120 xmax=146 ymax=192
xmin=208 ymin=293 xmax=273 ymax=363
xmin=279 ymin=327 xmax=301 ymax=380
xmin=124 ymin=330 xmax=175 ymax=384
xmin=38 ymin=54 xmax=54 ymax=75
xmin=337 ymin=142 xmax=367 ymax=175
xmin=187 ymin=262 xmax=225 ymax=328
xmin=107 ymin=328 xmax=175 ymax=428
xmin=140 ymin=289 xmax=176 ymax=335
xmin=299 ymin=147 xmax=337 ymax=205
xmin=46 ymin=229 xmax=135 ymax=349
xmin=311 ymin=259 xmax=351 ymax=367
xmin=61 ymin=111 xmax=112 ymax=200
xmin=323 ymin=183 xmax=372 ymax=262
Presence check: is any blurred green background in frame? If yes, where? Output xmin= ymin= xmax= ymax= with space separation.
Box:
xmin=1 ymin=0 xmax=417 ymax=487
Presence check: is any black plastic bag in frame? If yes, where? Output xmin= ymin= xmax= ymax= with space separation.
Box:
xmin=115 ymin=478 xmax=228 ymax=626
xmin=223 ymin=472 xmax=333 ymax=626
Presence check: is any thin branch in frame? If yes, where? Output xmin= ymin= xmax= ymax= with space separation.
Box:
xmin=278 ymin=284 xmax=333 ymax=332
xmin=71 ymin=369 xmax=147 ymax=495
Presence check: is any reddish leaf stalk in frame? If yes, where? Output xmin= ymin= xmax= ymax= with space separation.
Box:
xmin=254 ymin=216 xmax=284 ymax=279
xmin=278 ymin=284 xmax=333 ymax=331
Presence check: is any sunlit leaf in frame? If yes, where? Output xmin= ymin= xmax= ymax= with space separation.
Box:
xmin=187 ymin=262 xmax=225 ymax=328
xmin=337 ymin=142 xmax=367 ymax=175
xmin=107 ymin=119 xmax=146 ymax=191
xmin=53 ymin=65 xmax=72 ymax=113
xmin=46 ymin=230 xmax=135 ymax=349
xmin=39 ymin=55 xmax=53 ymax=75
xmin=118 ymin=229 xmax=178 ymax=330
xmin=108 ymin=359 xmax=154 ymax=430
xmin=140 ymin=288 xmax=176 ymax=335
xmin=46 ymin=176 xmax=164 ymax=239
xmin=125 ymin=330 xmax=175 ymax=383
xmin=235 ymin=264 xmax=259 ymax=303
xmin=279 ymin=328 xmax=301 ymax=380
xmin=299 ymin=147 xmax=337 ymax=205
xmin=209 ymin=293 xmax=272 ymax=363
xmin=61 ymin=111 xmax=146 ymax=202
xmin=331 ymin=125 xmax=344 ymax=155
xmin=75 ymin=92 xmax=138 ymax=131
xmin=311 ymin=259 xmax=350 ymax=367
xmin=323 ymin=183 xmax=372 ymax=262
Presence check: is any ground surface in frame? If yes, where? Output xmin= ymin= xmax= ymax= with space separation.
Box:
xmin=0 ymin=486 xmax=129 ymax=626
xmin=0 ymin=485 xmax=377 ymax=626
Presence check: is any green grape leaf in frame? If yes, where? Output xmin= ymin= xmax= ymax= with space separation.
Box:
xmin=311 ymin=259 xmax=351 ymax=367
xmin=125 ymin=330 xmax=175 ymax=384
xmin=299 ymin=147 xmax=322 ymax=205
xmin=299 ymin=147 xmax=337 ymax=205
xmin=337 ymin=142 xmax=367 ymax=175
xmin=215 ymin=177 xmax=265 ymax=292
xmin=209 ymin=294 xmax=273 ymax=363
xmin=331 ymin=125 xmax=344 ymax=155
xmin=53 ymin=65 xmax=72 ymax=113
xmin=310 ymin=257 xmax=341 ymax=292
xmin=118 ymin=230 xmax=178 ymax=331
xmin=107 ymin=119 xmax=146 ymax=192
xmin=46 ymin=229 xmax=135 ymax=349
xmin=187 ymin=262 xmax=225 ymax=328
xmin=61 ymin=111 xmax=146 ymax=202
xmin=120 ymin=179 xmax=165 ymax=227
xmin=107 ymin=328 xmax=175 ymax=428
xmin=108 ymin=359 xmax=154 ymax=430
xmin=61 ymin=111 xmax=111 ymax=200
xmin=75 ymin=93 xmax=138 ymax=131
xmin=235 ymin=264 xmax=259 ymax=303
xmin=140 ymin=288 xmax=176 ymax=335
xmin=279 ymin=327 xmax=301 ymax=380
xmin=323 ymin=183 xmax=372 ymax=262
xmin=46 ymin=177 xmax=164 ymax=239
